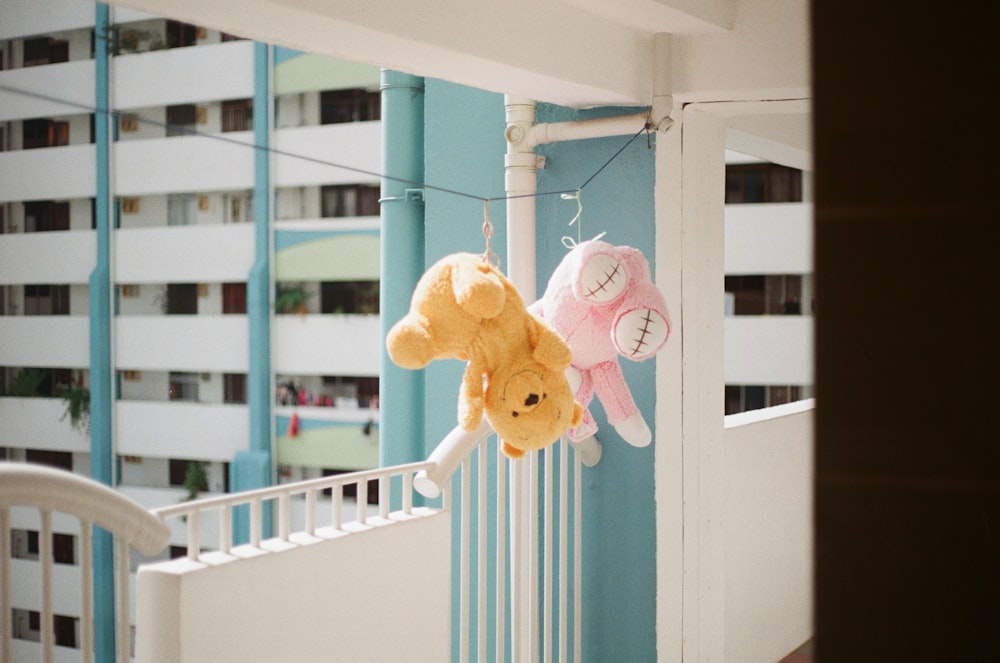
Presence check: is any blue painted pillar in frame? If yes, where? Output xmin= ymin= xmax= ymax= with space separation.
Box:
xmin=231 ymin=41 xmax=273 ymax=543
xmin=379 ymin=70 xmax=425 ymax=469
xmin=89 ymin=4 xmax=115 ymax=661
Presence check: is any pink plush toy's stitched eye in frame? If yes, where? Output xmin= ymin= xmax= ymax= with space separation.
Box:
xmin=579 ymin=253 xmax=627 ymax=303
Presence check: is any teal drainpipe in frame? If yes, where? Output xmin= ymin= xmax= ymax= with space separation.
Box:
xmin=379 ymin=70 xmax=425 ymax=473
xmin=230 ymin=41 xmax=273 ymax=543
xmin=90 ymin=4 xmax=115 ymax=660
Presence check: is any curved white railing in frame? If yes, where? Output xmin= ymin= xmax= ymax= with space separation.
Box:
xmin=0 ymin=462 xmax=170 ymax=663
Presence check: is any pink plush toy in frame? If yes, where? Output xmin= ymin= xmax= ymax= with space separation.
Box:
xmin=529 ymin=239 xmax=670 ymax=463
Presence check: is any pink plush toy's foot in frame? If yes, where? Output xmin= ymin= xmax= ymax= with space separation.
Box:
xmin=569 ymin=434 xmax=603 ymax=467
xmin=614 ymin=413 xmax=651 ymax=447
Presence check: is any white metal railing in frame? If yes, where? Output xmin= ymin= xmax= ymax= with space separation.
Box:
xmin=0 ymin=462 xmax=170 ymax=663
xmin=151 ymin=460 xmax=436 ymax=561
xmin=148 ymin=429 xmax=584 ymax=663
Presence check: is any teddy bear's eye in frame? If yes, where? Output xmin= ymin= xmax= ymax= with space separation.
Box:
xmin=512 ymin=411 xmax=519 ymax=417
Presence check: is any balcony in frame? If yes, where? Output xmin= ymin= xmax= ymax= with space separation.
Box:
xmin=273 ymin=122 xmax=382 ymax=187
xmin=0 ymin=317 xmax=89 ymax=367
xmin=113 ymin=41 xmax=255 ymax=110
xmin=114 ymin=224 xmax=254 ymax=283
xmin=0 ymin=397 xmax=89 ymax=453
xmin=0 ymin=230 xmax=95 ymax=284
xmin=273 ymin=314 xmax=380 ymax=376
xmin=0 ymin=144 xmax=96 ymax=203
xmin=0 ymin=59 xmax=94 ymax=124
xmin=116 ymin=401 xmax=248 ymax=463
xmin=116 ymin=315 xmax=248 ymax=372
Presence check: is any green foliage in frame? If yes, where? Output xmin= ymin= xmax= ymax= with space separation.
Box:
xmin=275 ymin=285 xmax=310 ymax=314
xmin=6 ymin=368 xmax=45 ymax=397
xmin=182 ymin=461 xmax=209 ymax=502
xmin=57 ymin=385 xmax=91 ymax=434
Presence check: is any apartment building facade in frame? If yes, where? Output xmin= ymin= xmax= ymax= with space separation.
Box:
xmin=1 ymin=1 xmax=383 ymax=649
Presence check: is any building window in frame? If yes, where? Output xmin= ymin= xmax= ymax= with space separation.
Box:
xmin=24 ymin=201 xmax=69 ymax=231
xmin=221 ymin=99 xmax=253 ymax=132
xmin=166 ymin=20 xmax=197 ymax=48
xmin=166 ymin=283 xmax=198 ymax=314
xmin=23 ymin=285 xmax=70 ymax=315
xmin=166 ymin=104 xmax=197 ymax=137
xmin=320 ymin=185 xmax=380 ymax=218
xmin=725 ymin=384 xmax=802 ymax=415
xmin=321 ymin=281 xmax=379 ymax=314
xmin=167 ymin=193 xmax=196 ymax=225
xmin=222 ymin=282 xmax=247 ymax=314
xmin=25 ymin=449 xmax=73 ymax=471
xmin=168 ymin=372 xmax=199 ymax=402
xmin=725 ymin=163 xmax=802 ymax=203
xmin=724 ymin=274 xmax=803 ymax=316
xmin=224 ymin=373 xmax=247 ymax=404
xmin=22 ymin=119 xmax=69 ymax=149
xmin=22 ymin=37 xmax=69 ymax=67
xmin=320 ymin=89 xmax=380 ymax=124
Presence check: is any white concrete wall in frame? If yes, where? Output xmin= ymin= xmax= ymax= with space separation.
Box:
xmin=274 ymin=314 xmax=381 ymax=376
xmin=725 ymin=202 xmax=813 ymax=275
xmin=724 ymin=315 xmax=814 ymax=385
xmin=116 ymin=316 xmax=248 ymax=372
xmin=723 ymin=400 xmax=814 ymax=662
xmin=136 ymin=511 xmax=452 ymax=663
xmin=0 ymin=231 xmax=96 ymax=284
xmin=114 ymin=224 xmax=254 ymax=283
xmin=116 ymin=401 xmax=249 ymax=461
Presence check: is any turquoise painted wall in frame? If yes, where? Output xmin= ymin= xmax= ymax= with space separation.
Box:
xmin=421 ymin=80 xmax=657 ymax=661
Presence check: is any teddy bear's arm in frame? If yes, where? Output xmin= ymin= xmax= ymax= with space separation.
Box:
xmin=527 ymin=315 xmax=573 ymax=370
xmin=458 ymin=357 xmax=486 ymax=430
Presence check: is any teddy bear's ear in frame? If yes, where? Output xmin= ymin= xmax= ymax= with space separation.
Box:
xmin=527 ymin=315 xmax=573 ymax=370
xmin=451 ymin=259 xmax=506 ymax=319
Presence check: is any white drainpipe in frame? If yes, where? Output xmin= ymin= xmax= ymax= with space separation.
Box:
xmin=503 ymin=34 xmax=674 ymax=662
xmin=503 ymin=35 xmax=674 ymax=296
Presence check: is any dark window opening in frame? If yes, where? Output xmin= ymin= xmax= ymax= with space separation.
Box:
xmin=725 ymin=163 xmax=802 ymax=204
xmin=320 ymin=185 xmax=380 ymax=218
xmin=25 ymin=449 xmax=73 ymax=471
xmin=224 ymin=373 xmax=247 ymax=404
xmin=322 ymin=469 xmax=379 ymax=503
xmin=23 ymin=37 xmax=69 ymax=67
xmin=166 ymin=104 xmax=197 ymax=137
xmin=222 ymin=282 xmax=247 ymax=314
xmin=166 ymin=21 xmax=197 ymax=48
xmin=320 ymin=89 xmax=381 ymax=124
xmin=725 ymin=274 xmax=803 ymax=315
xmin=320 ymin=281 xmax=379 ymax=314
xmin=22 ymin=119 xmax=69 ymax=149
xmin=221 ymin=99 xmax=253 ymax=132
xmin=24 ymin=201 xmax=70 ymax=232
xmin=166 ymin=283 xmax=198 ymax=314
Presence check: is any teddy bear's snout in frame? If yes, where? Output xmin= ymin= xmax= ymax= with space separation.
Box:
xmin=524 ymin=393 xmax=540 ymax=407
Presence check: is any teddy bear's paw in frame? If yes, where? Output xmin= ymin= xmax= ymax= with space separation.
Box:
xmin=386 ymin=322 xmax=436 ymax=369
xmin=501 ymin=440 xmax=526 ymax=459
xmin=614 ymin=413 xmax=651 ymax=447
xmin=570 ymin=435 xmax=603 ymax=467
xmin=614 ymin=308 xmax=669 ymax=360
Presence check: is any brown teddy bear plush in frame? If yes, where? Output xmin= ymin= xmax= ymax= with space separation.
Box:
xmin=386 ymin=253 xmax=583 ymax=458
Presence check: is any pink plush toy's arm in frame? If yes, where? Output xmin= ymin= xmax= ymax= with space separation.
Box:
xmin=590 ymin=360 xmax=639 ymax=425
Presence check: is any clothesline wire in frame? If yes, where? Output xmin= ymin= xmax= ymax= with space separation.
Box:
xmin=0 ymin=82 xmax=648 ymax=205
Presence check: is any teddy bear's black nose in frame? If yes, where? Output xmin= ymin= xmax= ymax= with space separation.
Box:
xmin=524 ymin=393 xmax=540 ymax=407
